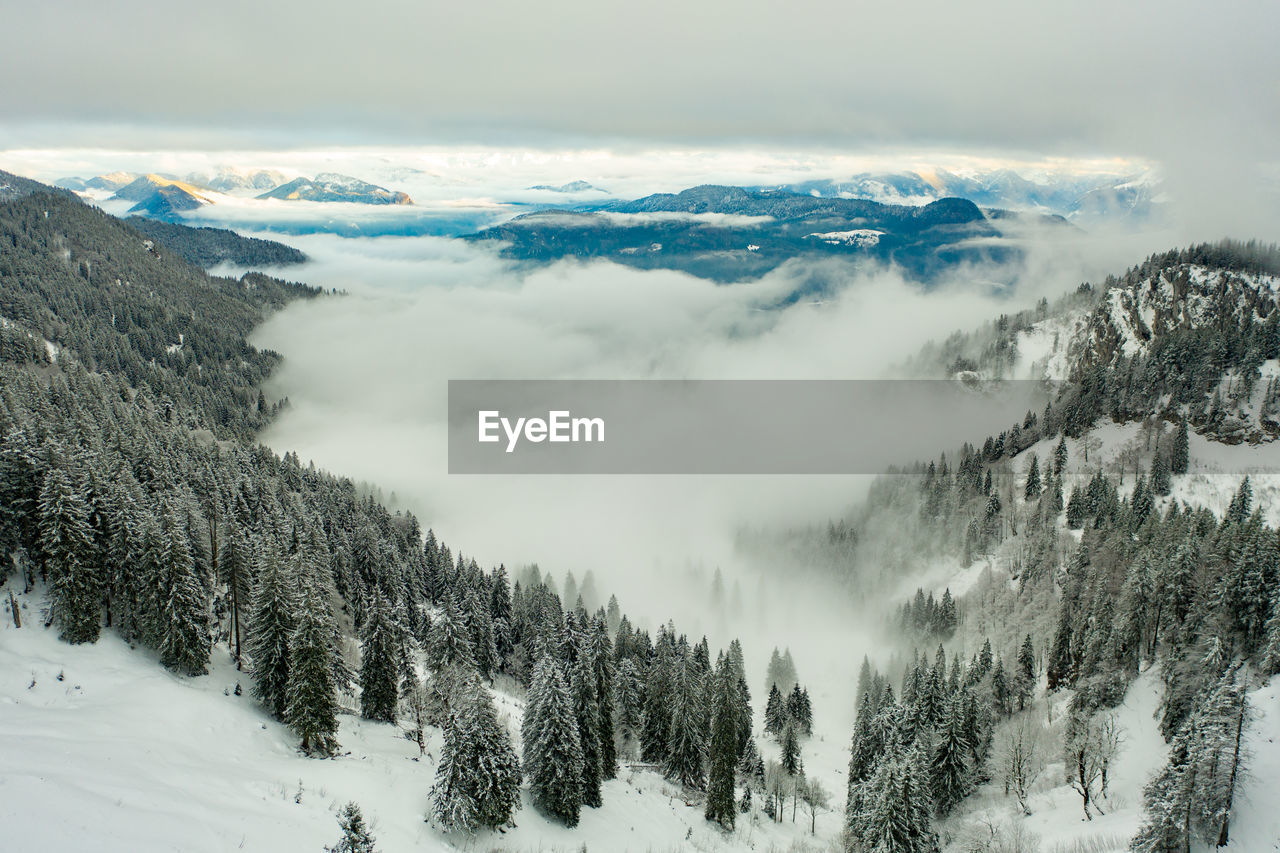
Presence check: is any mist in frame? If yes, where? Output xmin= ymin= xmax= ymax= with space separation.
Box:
xmin=240 ymin=222 xmax=1164 ymax=730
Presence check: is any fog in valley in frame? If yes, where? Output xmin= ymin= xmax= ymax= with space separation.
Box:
xmin=240 ymin=220 xmax=1169 ymax=746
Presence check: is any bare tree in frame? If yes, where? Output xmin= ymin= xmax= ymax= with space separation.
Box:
xmin=999 ymin=715 xmax=1047 ymax=815
xmin=762 ymin=760 xmax=787 ymax=823
xmin=797 ymin=777 xmax=831 ymax=835
xmin=1065 ymin=710 xmax=1122 ymax=820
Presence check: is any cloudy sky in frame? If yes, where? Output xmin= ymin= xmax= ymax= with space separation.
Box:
xmin=2 ymin=0 xmax=1275 ymax=154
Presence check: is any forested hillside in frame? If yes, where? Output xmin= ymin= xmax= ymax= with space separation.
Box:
xmin=0 ymin=183 xmax=771 ymax=848
xmin=125 ymin=217 xmax=308 ymax=270
xmin=766 ymin=241 xmax=1280 ymax=851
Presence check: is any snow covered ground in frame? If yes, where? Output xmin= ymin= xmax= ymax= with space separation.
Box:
xmin=1223 ymin=676 xmax=1280 ymax=852
xmin=944 ymin=670 xmax=1167 ymax=853
xmin=0 ymin=597 xmax=837 ymax=853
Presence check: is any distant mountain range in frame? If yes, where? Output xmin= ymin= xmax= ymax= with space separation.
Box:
xmin=52 ymin=169 xmax=415 ymax=221
xmin=763 ymin=169 xmax=1162 ymax=226
xmin=256 ymin=173 xmax=412 ymax=205
xmin=469 ymin=184 xmax=1065 ymax=287
xmin=527 ymin=181 xmax=609 ymax=194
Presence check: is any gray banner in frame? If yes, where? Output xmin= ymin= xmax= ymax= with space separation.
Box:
xmin=448 ymin=379 xmax=1057 ymax=474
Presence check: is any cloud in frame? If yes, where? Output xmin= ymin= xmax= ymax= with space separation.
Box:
xmin=508 ymin=211 xmax=779 ymax=228
xmin=2 ymin=1 xmax=1277 ymax=161
xmin=243 ymin=225 xmax=1159 ymax=644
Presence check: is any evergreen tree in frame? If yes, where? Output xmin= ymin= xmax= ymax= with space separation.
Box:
xmin=780 ymin=723 xmax=802 ymax=777
xmin=1171 ymin=417 xmax=1190 ymax=475
xmin=764 ymin=684 xmax=787 ymax=736
xmin=666 ymin=656 xmax=708 ymax=788
xmin=930 ymin=697 xmax=972 ymax=815
xmin=640 ymin=646 xmax=673 ymax=764
xmin=1151 ymin=450 xmax=1172 ymax=496
xmin=523 ymin=656 xmax=583 ymax=826
xmin=853 ymin=750 xmax=936 ymax=853
xmin=326 ymin=802 xmax=377 ymax=853
xmin=39 ymin=464 xmax=100 ymax=644
xmin=430 ymin=678 xmax=522 ymax=831
xmin=1054 ymin=435 xmax=1068 ymax=475
xmin=615 ymin=657 xmax=644 ymax=758
xmin=1227 ymin=476 xmax=1252 ymax=525
xmin=359 ymin=588 xmax=400 ymax=722
xmin=705 ymin=655 xmax=738 ymax=829
xmin=247 ymin=546 xmax=295 ymax=719
xmin=425 ymin=599 xmax=476 ymax=724
xmin=155 ymin=499 xmax=210 ymax=675
xmin=219 ymin=517 xmax=253 ymax=668
xmin=1015 ymin=634 xmax=1035 ymax=712
xmin=991 ymin=657 xmax=1011 ymax=717
xmin=570 ymin=641 xmax=604 ymax=808
xmin=488 ymin=564 xmax=514 ymax=669
xmin=285 ymin=577 xmax=340 ymax=756
xmin=1024 ymin=454 xmax=1041 ymax=500
xmin=589 ymin=614 xmax=618 ymax=780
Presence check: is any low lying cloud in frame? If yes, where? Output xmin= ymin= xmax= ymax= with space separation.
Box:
xmin=509 ymin=211 xmax=779 ymax=228
xmin=245 ymin=224 xmax=1159 ymax=645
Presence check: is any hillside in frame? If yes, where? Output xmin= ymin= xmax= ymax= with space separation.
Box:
xmin=2 ymin=171 xmax=1279 ymax=853
xmin=125 ymin=217 xmax=308 ymax=269
xmin=468 ymin=184 xmax=1052 ymax=284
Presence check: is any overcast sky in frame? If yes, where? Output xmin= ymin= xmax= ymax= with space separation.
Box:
xmin=3 ymin=0 xmax=1278 ymax=237
xmin=2 ymin=0 xmax=1276 ymax=154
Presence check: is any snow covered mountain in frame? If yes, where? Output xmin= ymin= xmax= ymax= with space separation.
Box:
xmin=257 ymin=172 xmax=413 ymax=205
xmin=108 ymin=174 xmax=217 ymax=218
xmin=768 ymin=168 xmax=1163 ymax=227
xmin=2 ymin=171 xmax=1278 ymax=853
xmin=470 ymin=184 xmax=1052 ymax=285
xmin=185 ymin=166 xmax=288 ymax=193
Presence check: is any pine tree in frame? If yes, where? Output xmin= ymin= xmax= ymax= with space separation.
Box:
xmin=523 ymin=656 xmax=583 ymax=826
xmin=615 ymin=657 xmax=644 ymax=758
xmin=764 ymin=684 xmax=787 ymax=736
xmin=1015 ymin=634 xmax=1035 ymax=712
xmin=489 ymin=564 xmax=514 ymax=669
xmin=220 ymin=517 xmax=253 ymax=668
xmin=1151 ymin=450 xmax=1172 ymax=496
xmin=285 ymin=577 xmax=340 ymax=756
xmin=977 ymin=638 xmax=993 ymax=678
xmin=796 ymin=687 xmax=813 ymax=736
xmin=359 ymin=588 xmax=400 ymax=722
xmin=589 ymin=614 xmax=617 ymax=780
xmin=1024 ymin=454 xmax=1041 ymax=500
xmin=155 ymin=499 xmax=210 ymax=675
xmin=1054 ymin=435 xmax=1068 ymax=475
xmin=326 ymin=802 xmax=376 ymax=853
xmin=425 ymin=599 xmax=476 ymax=724
xmin=571 ymin=641 xmax=604 ymax=808
xmin=930 ymin=697 xmax=972 ymax=815
xmin=854 ymin=750 xmax=936 ymax=853
xmin=248 ymin=546 xmax=295 ymax=719
xmin=39 ymin=464 xmax=100 ymax=644
xmin=431 ymin=678 xmax=521 ymax=831
xmin=666 ymin=656 xmax=707 ymax=788
xmin=705 ymin=655 xmax=738 ymax=829
xmin=1066 ymin=484 xmax=1085 ymax=529
xmin=1171 ymin=417 xmax=1190 ymax=475
xmin=991 ymin=657 xmax=1011 ymax=717
xmin=780 ymin=723 xmax=802 ymax=777
xmin=1227 ymin=476 xmax=1252 ymax=524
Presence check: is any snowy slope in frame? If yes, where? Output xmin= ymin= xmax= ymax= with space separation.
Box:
xmin=946 ymin=670 xmax=1167 ymax=853
xmin=0 ymin=598 xmax=835 ymax=853
xmin=1222 ymin=675 xmax=1280 ymax=852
